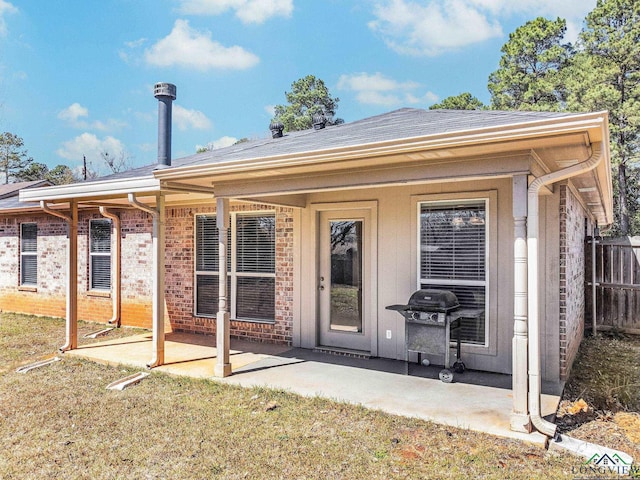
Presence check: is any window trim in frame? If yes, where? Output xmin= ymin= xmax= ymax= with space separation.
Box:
xmin=20 ymin=222 xmax=37 ymax=287
xmin=194 ymin=210 xmax=276 ymax=323
xmin=89 ymin=218 xmax=112 ymax=291
xmin=411 ymin=191 xmax=497 ymax=356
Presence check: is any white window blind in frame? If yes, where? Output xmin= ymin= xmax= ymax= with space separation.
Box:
xmin=419 ymin=201 xmax=487 ymax=345
xmin=195 ymin=215 xmax=229 ymax=317
xmin=20 ymin=223 xmax=37 ymax=286
xmin=195 ymin=213 xmax=275 ymax=322
xmin=90 ymin=219 xmax=111 ymax=290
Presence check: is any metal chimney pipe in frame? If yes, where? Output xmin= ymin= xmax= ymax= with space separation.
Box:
xmin=154 ymin=82 xmax=177 ymax=167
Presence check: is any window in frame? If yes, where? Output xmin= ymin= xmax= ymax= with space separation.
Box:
xmin=90 ymin=219 xmax=112 ymax=290
xmin=195 ymin=213 xmax=275 ymax=322
xmin=20 ymin=223 xmax=37 ymax=286
xmin=419 ymin=200 xmax=487 ymax=345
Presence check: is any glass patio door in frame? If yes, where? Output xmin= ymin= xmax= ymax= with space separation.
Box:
xmin=318 ymin=209 xmax=371 ymax=352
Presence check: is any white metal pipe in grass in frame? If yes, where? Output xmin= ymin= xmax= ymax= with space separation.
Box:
xmin=82 ymin=327 xmax=115 ymax=339
xmin=106 ymin=372 xmax=150 ymax=391
xmin=15 ymin=356 xmax=61 ymax=374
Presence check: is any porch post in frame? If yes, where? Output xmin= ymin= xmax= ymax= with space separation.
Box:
xmin=511 ymin=175 xmax=531 ymax=432
xmin=149 ymin=193 xmax=166 ymax=368
xmin=215 ymin=197 xmax=232 ymax=377
xmin=61 ymin=200 xmax=78 ymax=352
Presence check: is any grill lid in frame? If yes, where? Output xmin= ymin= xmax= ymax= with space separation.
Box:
xmin=407 ymin=289 xmax=460 ymax=312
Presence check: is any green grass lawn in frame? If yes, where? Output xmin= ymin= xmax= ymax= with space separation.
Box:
xmin=0 ymin=313 xmax=603 ymax=479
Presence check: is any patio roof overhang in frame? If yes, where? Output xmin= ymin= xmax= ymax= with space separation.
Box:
xmin=151 ymin=110 xmax=613 ymax=227
xmin=14 ymin=111 xmax=612 ymax=226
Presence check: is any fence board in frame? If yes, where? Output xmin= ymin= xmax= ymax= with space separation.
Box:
xmin=586 ymin=237 xmax=640 ymax=333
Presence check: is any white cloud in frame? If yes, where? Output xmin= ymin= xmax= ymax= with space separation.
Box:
xmin=125 ymin=38 xmax=147 ymax=48
xmin=56 ymin=133 xmax=126 ymax=162
xmin=338 ymin=72 xmax=438 ymax=107
xmin=368 ymin=0 xmax=596 ymax=56
xmin=138 ymin=143 xmax=156 ymax=153
xmin=178 ymin=0 xmax=293 ymax=24
xmin=144 ymin=19 xmax=259 ymax=70
xmin=264 ymin=104 xmax=276 ymax=117
xmin=369 ymin=0 xmax=503 ymax=56
xmin=338 ymin=72 xmax=418 ymax=92
xmin=196 ymin=135 xmax=238 ymax=151
xmin=57 ymin=103 xmax=127 ymax=132
xmin=119 ymin=38 xmax=147 ymax=63
xmin=467 ymin=0 xmax=596 ymax=43
xmin=58 ymin=103 xmax=89 ymax=124
xmin=467 ymin=0 xmax=594 ymax=19
xmin=173 ymin=104 xmax=213 ymax=131
xmin=0 ymin=0 xmax=17 ymax=37
xmin=134 ymin=110 xmax=155 ymax=124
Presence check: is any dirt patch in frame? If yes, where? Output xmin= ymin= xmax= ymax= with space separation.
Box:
xmin=615 ymin=412 xmax=640 ymax=443
xmin=556 ymin=333 xmax=640 ymax=462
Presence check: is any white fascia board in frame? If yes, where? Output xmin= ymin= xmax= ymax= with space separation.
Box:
xmin=19 ymin=176 xmax=161 ymax=203
xmin=153 ymin=113 xmax=609 ymax=181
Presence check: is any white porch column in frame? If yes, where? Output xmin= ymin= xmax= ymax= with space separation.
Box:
xmin=149 ymin=194 xmax=166 ymax=368
xmin=60 ymin=200 xmax=78 ymax=352
xmin=511 ymin=175 xmax=531 ymax=432
xmin=215 ymin=197 xmax=232 ymax=377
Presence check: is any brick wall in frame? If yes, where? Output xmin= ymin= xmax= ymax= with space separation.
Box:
xmin=164 ymin=203 xmax=294 ymax=345
xmin=559 ymin=185 xmax=589 ymax=380
xmin=0 ymin=210 xmax=155 ymax=328
xmin=0 ymin=203 xmax=295 ymax=345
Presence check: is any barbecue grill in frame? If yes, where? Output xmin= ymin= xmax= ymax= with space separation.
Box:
xmin=387 ymin=289 xmax=465 ymax=383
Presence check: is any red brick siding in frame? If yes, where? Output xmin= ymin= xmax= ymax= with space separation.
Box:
xmin=559 ymin=185 xmax=589 ymax=380
xmin=0 ymin=211 xmax=151 ymax=327
xmin=1 ymin=204 xmax=295 ymax=345
xmin=164 ymin=203 xmax=294 ymax=345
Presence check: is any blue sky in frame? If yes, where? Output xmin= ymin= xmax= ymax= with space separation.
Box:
xmin=0 ymin=0 xmax=598 ymax=174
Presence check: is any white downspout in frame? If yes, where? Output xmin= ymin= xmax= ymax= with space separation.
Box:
xmin=527 ymin=142 xmax=603 ymax=438
xmin=127 ymin=193 xmax=165 ymax=368
xmin=99 ymin=207 xmax=121 ymax=327
xmin=40 ymin=200 xmax=78 ymax=352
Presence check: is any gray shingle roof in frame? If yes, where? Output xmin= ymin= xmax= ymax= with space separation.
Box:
xmin=0 ymin=180 xmax=50 ymax=199
xmin=170 ymin=108 xmax=575 ymax=170
xmin=0 ymin=180 xmax=52 ymax=212
xmin=28 ymin=108 xmax=580 ymax=187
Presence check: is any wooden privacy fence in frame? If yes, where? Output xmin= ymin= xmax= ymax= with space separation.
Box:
xmin=586 ymin=236 xmax=640 ymax=334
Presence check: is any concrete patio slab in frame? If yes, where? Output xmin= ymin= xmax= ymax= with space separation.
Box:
xmin=66 ymin=332 xmax=561 ymax=447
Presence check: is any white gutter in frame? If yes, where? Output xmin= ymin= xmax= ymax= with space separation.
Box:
xmin=99 ymin=207 xmax=121 ymax=327
xmin=127 ymin=193 xmax=165 ymax=369
xmin=527 ymin=142 xmax=604 ymax=438
xmin=128 ymin=193 xmax=157 ymax=218
xmin=153 ymin=114 xmax=608 ymax=181
xmin=40 ymin=200 xmax=71 ymax=223
xmin=19 ymin=176 xmax=160 ymax=203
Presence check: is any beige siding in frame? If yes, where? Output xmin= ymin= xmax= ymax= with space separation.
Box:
xmin=299 ymin=178 xmax=516 ymax=374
